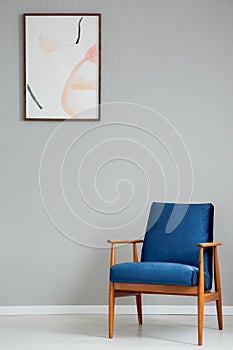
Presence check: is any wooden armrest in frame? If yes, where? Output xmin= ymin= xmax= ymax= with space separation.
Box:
xmin=107 ymin=239 xmax=144 ymax=244
xmin=197 ymin=242 xmax=222 ymax=248
xmin=107 ymin=239 xmax=143 ymax=266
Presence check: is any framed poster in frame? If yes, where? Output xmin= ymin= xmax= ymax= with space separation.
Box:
xmin=24 ymin=13 xmax=101 ymax=120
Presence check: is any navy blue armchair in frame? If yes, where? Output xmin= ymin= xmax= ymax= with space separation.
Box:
xmin=108 ymin=202 xmax=223 ymax=345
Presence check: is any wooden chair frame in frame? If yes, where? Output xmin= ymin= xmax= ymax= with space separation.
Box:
xmin=107 ymin=239 xmax=223 ymax=346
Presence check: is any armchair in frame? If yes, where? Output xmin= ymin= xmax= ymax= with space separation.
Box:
xmin=107 ymin=202 xmax=223 ymax=345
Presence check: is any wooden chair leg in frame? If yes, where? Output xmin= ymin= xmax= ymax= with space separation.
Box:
xmin=136 ymin=293 xmax=142 ymax=325
xmin=216 ymin=298 xmax=223 ymax=330
xmin=198 ymin=247 xmax=204 ymax=346
xmin=109 ymin=282 xmax=115 ymax=338
xmin=198 ymin=295 xmax=204 ymax=346
xmin=214 ymin=247 xmax=223 ymax=330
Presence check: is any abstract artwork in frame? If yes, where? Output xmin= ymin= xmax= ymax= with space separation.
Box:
xmin=24 ymin=14 xmax=101 ymax=120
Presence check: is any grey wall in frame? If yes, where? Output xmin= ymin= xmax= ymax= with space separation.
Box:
xmin=1 ymin=0 xmax=233 ymax=306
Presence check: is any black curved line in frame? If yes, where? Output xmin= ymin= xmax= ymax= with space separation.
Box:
xmin=27 ymin=83 xmax=43 ymax=110
xmin=75 ymin=17 xmax=83 ymax=45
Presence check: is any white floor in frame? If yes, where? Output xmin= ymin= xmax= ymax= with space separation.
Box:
xmin=0 ymin=314 xmax=232 ymax=350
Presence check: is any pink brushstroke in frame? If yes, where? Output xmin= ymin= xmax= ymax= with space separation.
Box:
xmin=61 ymin=44 xmax=98 ymax=117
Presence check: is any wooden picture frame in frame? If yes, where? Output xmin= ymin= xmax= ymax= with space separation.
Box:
xmin=24 ymin=13 xmax=101 ymax=121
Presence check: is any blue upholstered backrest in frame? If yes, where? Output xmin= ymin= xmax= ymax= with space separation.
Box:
xmin=141 ymin=203 xmax=214 ymax=283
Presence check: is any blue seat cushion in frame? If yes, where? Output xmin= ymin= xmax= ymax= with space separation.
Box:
xmin=110 ymin=262 xmax=211 ymax=290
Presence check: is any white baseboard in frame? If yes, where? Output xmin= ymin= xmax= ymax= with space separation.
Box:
xmin=0 ymin=305 xmax=232 ymax=316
